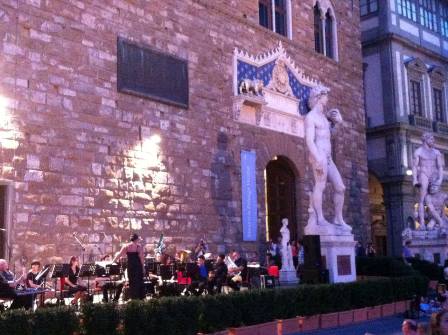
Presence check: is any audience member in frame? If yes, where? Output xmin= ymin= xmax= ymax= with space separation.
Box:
xmin=430 ymin=309 xmax=448 ymax=335
xmin=402 ymin=319 xmax=417 ymax=335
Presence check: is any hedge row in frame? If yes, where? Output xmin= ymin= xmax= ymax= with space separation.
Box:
xmin=408 ymin=258 xmax=445 ymax=281
xmin=356 ymin=256 xmax=444 ymax=281
xmin=0 ymin=275 xmax=427 ymax=335
xmin=356 ymin=256 xmax=416 ymax=277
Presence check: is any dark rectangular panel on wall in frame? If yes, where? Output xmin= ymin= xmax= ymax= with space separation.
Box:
xmin=0 ymin=186 xmax=6 ymax=258
xmin=117 ymin=38 xmax=189 ymax=108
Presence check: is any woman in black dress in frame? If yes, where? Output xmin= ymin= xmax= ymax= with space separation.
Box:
xmin=65 ymin=256 xmax=87 ymax=305
xmin=114 ymin=234 xmax=145 ymax=299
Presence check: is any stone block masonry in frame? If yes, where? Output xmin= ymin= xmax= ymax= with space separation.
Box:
xmin=0 ymin=0 xmax=370 ymax=264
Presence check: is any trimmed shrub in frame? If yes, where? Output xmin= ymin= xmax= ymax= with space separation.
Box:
xmin=0 ymin=309 xmax=32 ymax=335
xmin=123 ymin=296 xmax=200 ymax=335
xmin=409 ymin=258 xmax=444 ymax=281
xmin=199 ymin=294 xmax=241 ymax=332
xmin=0 ymin=274 xmax=428 ymax=334
xmin=82 ymin=302 xmax=120 ymax=335
xmin=32 ymin=306 xmax=79 ymax=335
xmin=356 ymin=256 xmax=416 ymax=277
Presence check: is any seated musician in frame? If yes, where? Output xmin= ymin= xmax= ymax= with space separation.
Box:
xmin=207 ymin=254 xmax=227 ymax=295
xmin=188 ymin=255 xmax=208 ymax=296
xmin=95 ymin=255 xmax=123 ymax=303
xmin=0 ymin=259 xmax=32 ymax=309
xmin=65 ymin=256 xmax=87 ymax=305
xmin=26 ymin=260 xmax=44 ymax=288
xmin=227 ymin=251 xmax=248 ymax=292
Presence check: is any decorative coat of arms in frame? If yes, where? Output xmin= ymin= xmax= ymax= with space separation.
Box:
xmin=267 ymin=59 xmax=293 ymax=97
xmin=233 ymin=42 xmax=320 ymax=138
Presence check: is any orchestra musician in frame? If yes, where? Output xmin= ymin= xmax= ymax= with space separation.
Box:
xmin=26 ymin=260 xmax=44 ymax=288
xmin=188 ymin=255 xmax=208 ymax=296
xmin=95 ymin=255 xmax=124 ymax=303
xmin=113 ymin=234 xmax=145 ymax=300
xmin=0 ymin=258 xmax=32 ymax=309
xmin=207 ymin=254 xmax=227 ymax=295
xmin=194 ymin=238 xmax=208 ymax=258
xmin=26 ymin=260 xmax=54 ymax=306
xmin=227 ymin=251 xmax=248 ymax=292
xmin=65 ymin=256 xmax=87 ymax=305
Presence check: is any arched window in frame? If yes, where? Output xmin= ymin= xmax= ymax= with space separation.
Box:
xmin=313 ymin=1 xmax=338 ymax=61
xmin=325 ymin=10 xmax=333 ymax=59
xmin=314 ymin=4 xmax=323 ymax=54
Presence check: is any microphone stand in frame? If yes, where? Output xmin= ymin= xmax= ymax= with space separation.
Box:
xmin=73 ymin=233 xmax=86 ymax=265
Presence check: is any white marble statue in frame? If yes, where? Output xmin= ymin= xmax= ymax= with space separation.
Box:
xmin=280 ymin=218 xmax=294 ymax=271
xmin=413 ymin=132 xmax=444 ymax=227
xmin=305 ymin=85 xmax=351 ymax=232
xmin=426 ymin=182 xmax=448 ymax=230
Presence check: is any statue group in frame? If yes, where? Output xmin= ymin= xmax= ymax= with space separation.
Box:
xmin=410 ymin=132 xmax=447 ymax=232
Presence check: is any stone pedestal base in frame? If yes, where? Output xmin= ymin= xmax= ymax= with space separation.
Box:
xmin=406 ymin=235 xmax=448 ymax=265
xmin=320 ymin=234 xmax=357 ymax=283
xmin=280 ymin=269 xmax=299 ymax=284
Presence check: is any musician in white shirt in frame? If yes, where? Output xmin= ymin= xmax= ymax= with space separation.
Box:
xmin=0 ymin=258 xmax=32 ymax=309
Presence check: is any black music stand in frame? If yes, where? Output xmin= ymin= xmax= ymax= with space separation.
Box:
xmin=51 ymin=264 xmax=70 ymax=303
xmin=105 ymin=264 xmax=122 ymax=276
xmin=158 ymin=265 xmax=170 ymax=280
xmin=185 ymin=263 xmax=198 ymax=278
xmin=79 ymin=264 xmax=96 ymax=299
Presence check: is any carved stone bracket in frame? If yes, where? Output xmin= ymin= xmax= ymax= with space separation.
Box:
xmin=232 ymin=94 xmax=267 ymax=124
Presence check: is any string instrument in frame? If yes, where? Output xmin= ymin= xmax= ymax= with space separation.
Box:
xmin=154 ymin=234 xmax=165 ymax=256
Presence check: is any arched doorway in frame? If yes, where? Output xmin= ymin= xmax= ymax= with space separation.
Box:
xmin=368 ymin=173 xmax=387 ymax=256
xmin=265 ymin=156 xmax=297 ymax=242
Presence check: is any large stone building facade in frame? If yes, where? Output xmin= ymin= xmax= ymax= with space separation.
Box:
xmin=362 ymin=0 xmax=448 ymax=256
xmin=0 ymin=0 xmax=369 ymax=265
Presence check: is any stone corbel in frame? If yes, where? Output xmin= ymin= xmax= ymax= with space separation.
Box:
xmin=255 ymin=110 xmax=263 ymax=125
xmin=233 ymin=99 xmax=243 ymax=120
xmin=232 ymin=94 xmax=267 ymax=123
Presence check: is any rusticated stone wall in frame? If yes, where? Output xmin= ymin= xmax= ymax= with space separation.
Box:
xmin=0 ymin=0 xmax=369 ymax=266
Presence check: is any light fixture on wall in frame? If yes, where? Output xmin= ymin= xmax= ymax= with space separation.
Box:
xmin=405 ymin=169 xmax=413 ymax=176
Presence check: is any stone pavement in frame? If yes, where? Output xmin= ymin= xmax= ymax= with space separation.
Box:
xmin=292 ymin=315 xmax=430 ymax=335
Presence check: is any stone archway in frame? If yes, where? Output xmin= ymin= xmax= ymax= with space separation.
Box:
xmin=265 ymin=156 xmax=297 ymax=242
xmin=368 ymin=173 xmax=387 ymax=255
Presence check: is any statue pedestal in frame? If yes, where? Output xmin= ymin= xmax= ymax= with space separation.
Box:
xmin=279 ymin=269 xmax=299 ymax=284
xmin=319 ymin=234 xmax=357 ymax=284
xmin=305 ymin=231 xmax=356 ymax=283
xmin=402 ymin=228 xmax=448 ymax=264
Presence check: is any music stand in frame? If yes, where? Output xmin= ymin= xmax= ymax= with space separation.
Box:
xmin=186 ymin=263 xmax=198 ymax=278
xmin=159 ymin=265 xmax=174 ymax=281
xmin=106 ymin=264 xmax=122 ymax=276
xmin=79 ymin=264 xmax=96 ymax=297
xmin=145 ymin=258 xmax=156 ymax=275
xmin=79 ymin=264 xmax=96 ymax=277
xmin=51 ymin=264 xmax=70 ymax=303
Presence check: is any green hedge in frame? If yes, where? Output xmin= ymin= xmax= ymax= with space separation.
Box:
xmin=356 ymin=256 xmax=444 ymax=282
xmin=0 ymin=306 xmax=78 ymax=335
xmin=408 ymin=258 xmax=444 ymax=281
xmin=356 ymin=256 xmax=416 ymax=277
xmin=0 ymin=275 xmax=427 ymax=335
xmin=82 ymin=302 xmax=120 ymax=335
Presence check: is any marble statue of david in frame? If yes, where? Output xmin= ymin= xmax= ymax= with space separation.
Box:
xmin=305 ymin=85 xmax=351 ymax=232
